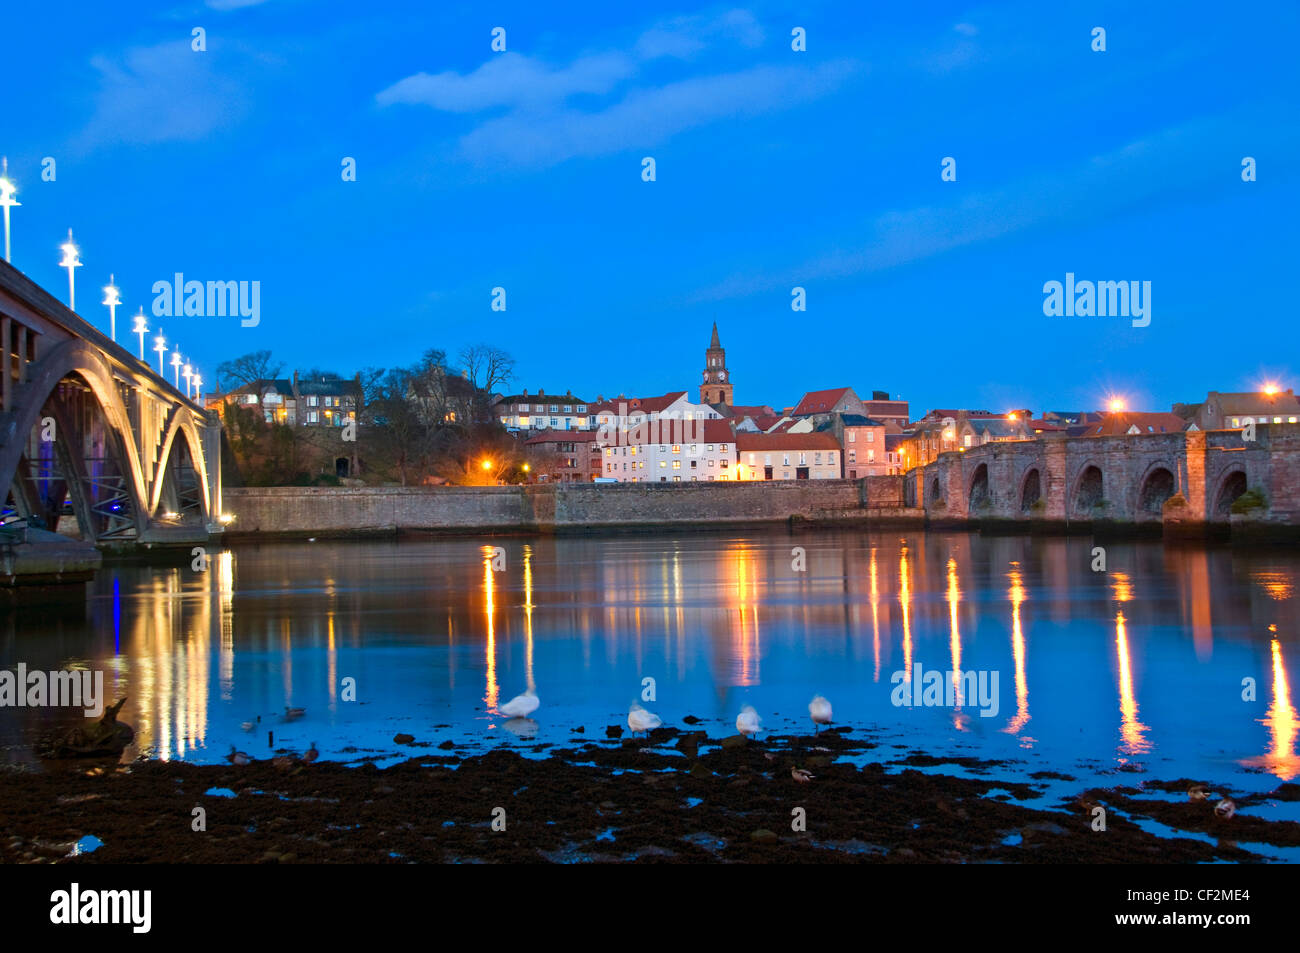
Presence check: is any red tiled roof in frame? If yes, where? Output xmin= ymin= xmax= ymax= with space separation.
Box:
xmin=1077 ymin=412 xmax=1189 ymax=437
xmin=792 ymin=388 xmax=856 ymax=417
xmin=736 ymin=432 xmax=841 ymax=452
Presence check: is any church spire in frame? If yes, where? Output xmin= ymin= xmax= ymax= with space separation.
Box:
xmin=709 ymin=321 xmax=720 ymax=349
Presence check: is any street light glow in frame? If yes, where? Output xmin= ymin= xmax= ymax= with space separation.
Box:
xmin=0 ymin=157 xmax=19 ymax=263
xmin=481 ymin=459 xmax=492 ymax=471
xmin=102 ymin=274 xmax=121 ymax=342
xmin=1263 ymin=381 xmax=1280 ymax=396
xmin=153 ymin=331 xmax=167 ymax=375
xmin=132 ymin=308 xmax=149 ymax=361
xmin=1108 ymin=397 xmax=1126 ymax=413
xmin=59 ymin=229 xmax=82 ymax=311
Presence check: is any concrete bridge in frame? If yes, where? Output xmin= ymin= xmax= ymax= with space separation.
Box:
xmin=0 ymin=257 xmax=222 ymax=558
xmin=903 ymin=428 xmax=1299 ymax=537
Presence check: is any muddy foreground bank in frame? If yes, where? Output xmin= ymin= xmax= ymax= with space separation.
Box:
xmin=3 ymin=727 xmax=1297 ymax=863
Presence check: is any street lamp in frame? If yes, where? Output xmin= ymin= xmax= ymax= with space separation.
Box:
xmin=170 ymin=350 xmax=183 ymax=388
xmin=0 ymin=158 xmax=18 ymax=263
xmin=1108 ymin=397 xmax=1126 ymax=413
xmin=1263 ymin=381 xmax=1280 ymax=397
xmin=102 ymin=275 xmax=121 ymax=342
xmin=192 ymin=373 xmax=203 ymax=402
xmin=59 ymin=229 xmax=81 ymax=311
xmin=153 ymin=331 xmax=167 ymax=376
xmin=132 ymin=309 xmax=149 ymax=361
xmin=182 ymin=362 xmax=194 ymax=399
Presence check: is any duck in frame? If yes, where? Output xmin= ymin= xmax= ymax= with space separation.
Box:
xmin=791 ymin=767 xmax=814 ymax=784
xmin=499 ymin=689 xmax=539 ymax=719
xmin=226 ymin=746 xmax=251 ymax=766
xmin=736 ymin=705 xmax=762 ymax=740
xmin=1214 ymin=798 xmax=1236 ymax=820
xmin=240 ymin=721 xmax=255 ymax=732
xmin=284 ymin=706 xmax=306 ymax=720
xmin=809 ymin=695 xmax=833 ymax=733
xmin=303 ymin=741 xmax=319 ymax=764
xmin=627 ymin=702 xmax=663 ymax=737
xmin=1188 ymin=784 xmax=1209 ymax=802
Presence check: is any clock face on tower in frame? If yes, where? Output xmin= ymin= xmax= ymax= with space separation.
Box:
xmin=719 ymin=371 xmax=726 ymax=381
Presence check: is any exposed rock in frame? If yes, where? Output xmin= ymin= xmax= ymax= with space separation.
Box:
xmin=40 ymin=698 xmax=134 ymax=759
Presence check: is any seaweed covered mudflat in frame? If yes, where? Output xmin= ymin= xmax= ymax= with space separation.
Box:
xmin=3 ymin=726 xmax=1298 ymax=864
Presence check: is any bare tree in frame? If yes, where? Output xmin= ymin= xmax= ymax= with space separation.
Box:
xmin=459 ymin=344 xmax=516 ymax=399
xmin=216 ymin=350 xmax=284 ymax=397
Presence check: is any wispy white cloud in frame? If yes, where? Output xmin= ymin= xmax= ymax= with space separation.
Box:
xmin=692 ymin=108 xmax=1295 ymax=301
xmin=377 ymin=51 xmax=637 ymax=112
xmin=79 ymin=40 xmax=249 ymax=146
xmin=458 ymin=60 xmax=858 ymax=165
xmin=375 ymin=8 xmax=847 ymax=167
xmin=206 ymin=0 xmax=273 ymax=10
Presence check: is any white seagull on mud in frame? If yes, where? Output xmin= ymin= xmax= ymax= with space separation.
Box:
xmin=500 ymin=689 xmax=539 ymax=719
xmin=736 ymin=705 xmax=762 ymax=740
xmin=628 ymin=702 xmax=663 ymax=737
xmin=809 ymin=695 xmax=833 ymax=733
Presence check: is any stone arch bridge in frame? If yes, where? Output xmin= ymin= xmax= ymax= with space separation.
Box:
xmin=1 ymin=258 xmax=222 ymax=550
xmin=903 ymin=428 xmax=1298 ymax=535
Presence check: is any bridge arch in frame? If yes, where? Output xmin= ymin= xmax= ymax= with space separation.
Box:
xmin=1019 ymin=467 xmax=1042 ymax=512
xmin=1213 ymin=468 xmax=1248 ymax=518
xmin=1071 ymin=462 xmax=1105 ymax=518
xmin=968 ymin=462 xmax=990 ymax=512
xmin=928 ymin=473 xmax=944 ymax=507
xmin=1 ymin=342 xmax=150 ymax=541
xmin=151 ymin=410 xmax=212 ymax=520
xmin=1138 ymin=464 xmax=1177 ymax=515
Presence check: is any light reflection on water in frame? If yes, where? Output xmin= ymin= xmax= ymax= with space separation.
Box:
xmin=2 ymin=531 xmax=1297 ymax=795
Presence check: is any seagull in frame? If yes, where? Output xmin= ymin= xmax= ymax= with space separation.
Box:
xmin=1215 ymin=798 xmax=1236 ymax=820
xmin=284 ymin=706 xmax=306 ymax=721
xmin=500 ymin=689 xmax=539 ymax=719
xmin=736 ymin=705 xmax=762 ymax=740
xmin=791 ymin=767 xmax=814 ymax=783
xmin=1188 ymin=784 xmax=1209 ymax=802
xmin=628 ymin=702 xmax=663 ymax=738
xmin=240 ymin=721 xmax=255 ymax=732
xmin=226 ymin=746 xmax=251 ymax=766
xmin=303 ymin=741 xmax=319 ymax=764
xmin=809 ymin=695 xmax=833 ymax=733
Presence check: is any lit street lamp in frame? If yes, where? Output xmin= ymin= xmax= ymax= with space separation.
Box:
xmin=182 ymin=362 xmax=194 ymax=399
xmin=153 ymin=331 xmax=167 ymax=376
xmin=170 ymin=350 xmax=183 ymax=388
xmin=1108 ymin=397 xmax=1126 ymax=413
xmin=132 ymin=309 xmax=149 ymax=361
xmin=59 ymin=229 xmax=81 ymax=311
xmin=191 ymin=373 xmax=203 ymax=403
xmin=102 ymin=275 xmax=121 ymax=342
xmin=0 ymin=158 xmax=18 ymax=263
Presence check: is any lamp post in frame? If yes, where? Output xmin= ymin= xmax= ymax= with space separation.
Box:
xmin=102 ymin=275 xmax=121 ymax=342
xmin=132 ymin=309 xmax=149 ymax=361
xmin=192 ymin=374 xmax=203 ymax=403
xmin=182 ymin=362 xmax=193 ymax=399
xmin=153 ymin=331 xmax=167 ymax=376
xmin=59 ymin=229 xmax=81 ymax=311
xmin=0 ymin=158 xmax=18 ymax=263
xmin=171 ymin=350 xmax=183 ymax=388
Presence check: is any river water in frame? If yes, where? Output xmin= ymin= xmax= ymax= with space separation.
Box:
xmin=3 ymin=531 xmax=1298 ymax=830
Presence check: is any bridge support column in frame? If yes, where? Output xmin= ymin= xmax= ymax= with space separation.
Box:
xmin=1042 ymin=440 xmax=1068 ymax=527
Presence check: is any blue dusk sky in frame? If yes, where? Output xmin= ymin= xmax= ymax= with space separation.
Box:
xmin=2 ymin=0 xmax=1296 ymax=414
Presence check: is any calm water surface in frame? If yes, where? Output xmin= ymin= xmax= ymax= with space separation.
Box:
xmin=4 ymin=531 xmax=1298 ymax=829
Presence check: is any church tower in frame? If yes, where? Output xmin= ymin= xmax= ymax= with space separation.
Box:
xmin=700 ymin=321 xmax=733 ymax=406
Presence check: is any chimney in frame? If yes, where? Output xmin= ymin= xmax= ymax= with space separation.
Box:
xmin=523 ymin=389 xmax=528 ymax=397
xmin=538 ymin=388 xmax=545 ymax=396
xmin=293 ymin=370 xmax=299 ymax=389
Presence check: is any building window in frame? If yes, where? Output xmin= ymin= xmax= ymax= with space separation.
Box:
xmin=848 ymin=430 xmax=856 ymax=443
xmin=672 ymin=460 xmax=681 ymax=469
xmin=866 ymin=431 xmax=874 ymax=443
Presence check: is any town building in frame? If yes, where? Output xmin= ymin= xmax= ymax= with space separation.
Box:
xmin=524 ymin=430 xmax=602 ymax=483
xmin=790 ymin=387 xmax=867 ymax=423
xmin=861 ymin=391 xmax=910 ymax=429
xmin=1075 ymin=411 xmax=1192 ymax=437
xmin=700 ymin=322 xmax=733 ymax=406
xmin=734 ymin=431 xmax=841 ymax=480
xmin=1174 ymin=389 xmax=1300 ymax=431
xmin=825 ymin=413 xmax=888 ymax=478
xmin=600 ymin=419 xmax=735 ymax=482
xmin=495 ymin=389 xmax=593 ymax=432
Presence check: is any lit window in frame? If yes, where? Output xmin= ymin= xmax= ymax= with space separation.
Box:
xmin=672 ymin=461 xmax=681 ymax=469
xmin=672 ymin=445 xmax=680 ymax=453
xmin=848 ymin=431 xmax=856 ymax=443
